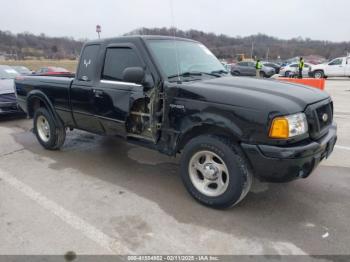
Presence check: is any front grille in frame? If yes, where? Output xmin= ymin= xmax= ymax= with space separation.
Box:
xmin=316 ymin=103 xmax=333 ymax=130
xmin=0 ymin=93 xmax=16 ymax=103
xmin=305 ymin=100 xmax=333 ymax=140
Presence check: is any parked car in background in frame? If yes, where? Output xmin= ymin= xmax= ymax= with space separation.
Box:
xmin=34 ymin=67 xmax=73 ymax=77
xmin=11 ymin=66 xmax=32 ymax=75
xmin=310 ymin=57 xmax=350 ymax=78
xmin=231 ymin=61 xmax=275 ymax=78
xmin=262 ymin=62 xmax=281 ymax=74
xmin=0 ymin=65 xmax=22 ymax=115
xmin=279 ymin=63 xmax=312 ymax=77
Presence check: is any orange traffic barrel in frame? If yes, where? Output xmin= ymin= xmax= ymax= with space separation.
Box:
xmin=278 ymin=77 xmax=325 ymax=90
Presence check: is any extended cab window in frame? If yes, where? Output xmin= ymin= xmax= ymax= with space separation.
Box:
xmin=102 ymin=48 xmax=142 ymax=81
xmin=77 ymin=44 xmax=100 ymax=81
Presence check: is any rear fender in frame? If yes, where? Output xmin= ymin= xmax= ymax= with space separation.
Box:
xmin=27 ymin=90 xmax=63 ymax=127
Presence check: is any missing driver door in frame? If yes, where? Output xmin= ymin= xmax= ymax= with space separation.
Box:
xmin=95 ymin=44 xmax=156 ymax=141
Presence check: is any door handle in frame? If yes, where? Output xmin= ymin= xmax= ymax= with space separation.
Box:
xmin=93 ymin=89 xmax=104 ymax=97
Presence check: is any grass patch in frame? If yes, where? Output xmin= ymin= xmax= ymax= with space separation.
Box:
xmin=3 ymin=60 xmax=78 ymax=72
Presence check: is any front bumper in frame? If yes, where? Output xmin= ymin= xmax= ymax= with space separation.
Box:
xmin=0 ymin=93 xmax=23 ymax=115
xmin=241 ymin=123 xmax=337 ymax=182
xmin=0 ymin=102 xmax=22 ymax=115
xmin=265 ymin=70 xmax=276 ymax=77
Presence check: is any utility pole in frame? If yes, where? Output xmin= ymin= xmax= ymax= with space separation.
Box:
xmin=266 ymin=47 xmax=270 ymax=61
xmin=96 ymin=25 xmax=101 ymax=39
xmin=250 ymin=42 xmax=254 ymax=59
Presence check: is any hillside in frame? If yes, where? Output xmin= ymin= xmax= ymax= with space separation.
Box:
xmin=1 ymin=28 xmax=349 ymax=61
xmin=126 ymin=28 xmax=350 ymax=60
xmin=0 ymin=30 xmax=83 ymax=60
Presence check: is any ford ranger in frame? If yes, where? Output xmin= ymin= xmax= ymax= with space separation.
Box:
xmin=15 ymin=36 xmax=337 ymax=209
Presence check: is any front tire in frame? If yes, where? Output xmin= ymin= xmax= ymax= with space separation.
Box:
xmin=314 ymin=70 xmax=324 ymax=79
xmin=34 ymin=108 xmax=66 ymax=150
xmin=180 ymin=135 xmax=252 ymax=209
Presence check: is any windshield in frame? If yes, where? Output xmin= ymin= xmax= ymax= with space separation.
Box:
xmin=12 ymin=66 xmax=31 ymax=73
xmin=0 ymin=66 xmax=20 ymax=79
xmin=147 ymin=40 xmax=226 ymax=81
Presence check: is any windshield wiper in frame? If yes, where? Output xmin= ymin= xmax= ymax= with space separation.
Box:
xmin=168 ymin=71 xmax=227 ymax=80
xmin=210 ymin=70 xmax=229 ymax=75
xmin=168 ymin=72 xmax=202 ymax=79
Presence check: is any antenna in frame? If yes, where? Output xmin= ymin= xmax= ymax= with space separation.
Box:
xmin=169 ymin=0 xmax=181 ymax=82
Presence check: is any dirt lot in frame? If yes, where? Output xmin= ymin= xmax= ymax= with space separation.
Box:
xmin=0 ymin=79 xmax=349 ymax=256
xmin=4 ymin=60 xmax=78 ymax=72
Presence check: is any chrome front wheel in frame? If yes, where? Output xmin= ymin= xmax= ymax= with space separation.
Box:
xmin=189 ymin=150 xmax=230 ymax=197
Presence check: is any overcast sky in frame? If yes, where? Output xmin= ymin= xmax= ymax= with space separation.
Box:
xmin=1 ymin=0 xmax=349 ymax=42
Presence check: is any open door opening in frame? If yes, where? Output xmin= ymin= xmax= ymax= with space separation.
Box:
xmin=126 ymin=86 xmax=162 ymax=143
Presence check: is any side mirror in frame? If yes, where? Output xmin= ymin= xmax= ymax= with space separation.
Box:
xmin=122 ymin=67 xmax=145 ymax=84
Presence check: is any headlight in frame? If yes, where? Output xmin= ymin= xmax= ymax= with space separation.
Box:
xmin=269 ymin=113 xmax=308 ymax=139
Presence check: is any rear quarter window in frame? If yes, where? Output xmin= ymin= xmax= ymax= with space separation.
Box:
xmin=77 ymin=44 xmax=100 ymax=81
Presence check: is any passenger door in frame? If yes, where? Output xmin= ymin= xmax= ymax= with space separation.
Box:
xmin=326 ymin=58 xmax=345 ymax=76
xmin=303 ymin=63 xmax=311 ymax=77
xmin=247 ymin=62 xmax=257 ymax=76
xmin=70 ymin=44 xmax=104 ymax=133
xmin=237 ymin=62 xmax=251 ymax=75
xmin=346 ymin=58 xmax=350 ymax=76
xmin=93 ymin=45 xmax=147 ymax=137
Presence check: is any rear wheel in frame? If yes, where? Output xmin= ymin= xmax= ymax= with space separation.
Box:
xmin=34 ymin=108 xmax=66 ymax=150
xmin=180 ymin=135 xmax=252 ymax=209
xmin=314 ymin=70 xmax=324 ymax=79
xmin=285 ymin=71 xmax=291 ymax=77
xmin=232 ymin=71 xmax=240 ymax=76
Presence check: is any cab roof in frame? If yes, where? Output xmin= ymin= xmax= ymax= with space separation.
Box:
xmin=85 ymin=35 xmax=198 ymax=45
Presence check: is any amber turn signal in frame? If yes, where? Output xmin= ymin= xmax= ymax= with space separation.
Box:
xmin=269 ymin=117 xmax=289 ymax=139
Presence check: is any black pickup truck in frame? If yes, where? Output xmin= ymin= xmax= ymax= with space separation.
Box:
xmin=15 ymin=36 xmax=337 ymax=208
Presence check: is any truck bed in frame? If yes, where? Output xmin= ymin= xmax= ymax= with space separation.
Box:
xmin=16 ymin=75 xmax=74 ymax=125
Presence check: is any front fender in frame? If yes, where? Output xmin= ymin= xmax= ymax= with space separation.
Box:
xmin=179 ymin=111 xmax=243 ymax=139
xmin=173 ymin=111 xmax=244 ymax=153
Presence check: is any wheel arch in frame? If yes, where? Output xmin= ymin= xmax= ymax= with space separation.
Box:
xmin=27 ymin=90 xmax=63 ymax=127
xmin=313 ymin=69 xmax=325 ymax=77
xmin=176 ymin=123 xmax=242 ymax=153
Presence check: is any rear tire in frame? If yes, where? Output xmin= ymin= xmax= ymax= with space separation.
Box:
xmin=314 ymin=70 xmax=324 ymax=79
xmin=33 ymin=108 xmax=66 ymax=150
xmin=180 ymin=135 xmax=252 ymax=209
xmin=285 ymin=71 xmax=291 ymax=77
xmin=232 ymin=71 xmax=240 ymax=76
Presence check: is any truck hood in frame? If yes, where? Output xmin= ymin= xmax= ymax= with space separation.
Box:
xmin=178 ymin=76 xmax=329 ymax=114
xmin=0 ymin=79 xmax=15 ymax=95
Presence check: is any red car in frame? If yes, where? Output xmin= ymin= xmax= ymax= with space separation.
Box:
xmin=34 ymin=67 xmax=74 ymax=77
